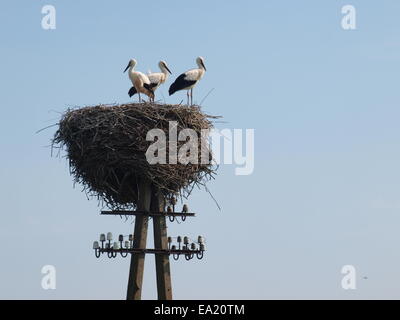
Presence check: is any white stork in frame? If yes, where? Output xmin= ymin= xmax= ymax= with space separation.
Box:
xmin=128 ymin=61 xmax=172 ymax=102
xmin=123 ymin=59 xmax=154 ymax=102
xmin=169 ymin=57 xmax=206 ymax=105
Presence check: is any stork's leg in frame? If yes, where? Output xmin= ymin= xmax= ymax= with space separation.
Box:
xmin=191 ymin=88 xmax=193 ymax=105
xmin=187 ymin=90 xmax=190 ymax=105
xmin=138 ymin=92 xmax=142 ymax=103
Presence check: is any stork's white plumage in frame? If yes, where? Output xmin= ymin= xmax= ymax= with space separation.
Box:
xmin=169 ymin=57 xmax=206 ymax=105
xmin=124 ymin=59 xmax=154 ymax=102
xmin=148 ymin=61 xmax=172 ymax=92
xmin=129 ymin=61 xmax=172 ymax=102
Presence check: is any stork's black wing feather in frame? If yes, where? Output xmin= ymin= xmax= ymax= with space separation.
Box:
xmin=149 ymin=82 xmax=158 ymax=89
xmin=169 ymin=74 xmax=197 ymax=96
xmin=143 ymin=83 xmax=155 ymax=92
xmin=128 ymin=86 xmax=137 ymax=97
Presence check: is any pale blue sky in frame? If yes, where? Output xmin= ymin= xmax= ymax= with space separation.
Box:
xmin=1 ymin=0 xmax=400 ymax=299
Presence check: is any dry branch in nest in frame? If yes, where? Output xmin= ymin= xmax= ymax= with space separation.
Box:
xmin=52 ymin=103 xmax=219 ymax=210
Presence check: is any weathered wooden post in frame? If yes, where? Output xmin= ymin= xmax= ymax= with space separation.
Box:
xmin=126 ymin=179 xmax=151 ymax=300
xmin=151 ymin=185 xmax=173 ymax=300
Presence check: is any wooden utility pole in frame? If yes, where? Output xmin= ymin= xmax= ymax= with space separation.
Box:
xmin=126 ymin=179 xmax=151 ymax=300
xmin=126 ymin=181 xmax=172 ymax=300
xmin=96 ymin=179 xmax=203 ymax=300
xmin=151 ymin=186 xmax=173 ymax=300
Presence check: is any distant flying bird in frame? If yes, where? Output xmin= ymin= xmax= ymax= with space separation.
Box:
xmin=124 ymin=59 xmax=154 ymax=102
xmin=169 ymin=57 xmax=206 ymax=105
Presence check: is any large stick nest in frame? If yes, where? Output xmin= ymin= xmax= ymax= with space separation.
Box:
xmin=52 ymin=103 xmax=219 ymax=209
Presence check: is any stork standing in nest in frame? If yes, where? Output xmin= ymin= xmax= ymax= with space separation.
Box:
xmin=128 ymin=61 xmax=172 ymax=102
xmin=169 ymin=57 xmax=207 ymax=105
xmin=124 ymin=59 xmax=154 ymax=103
